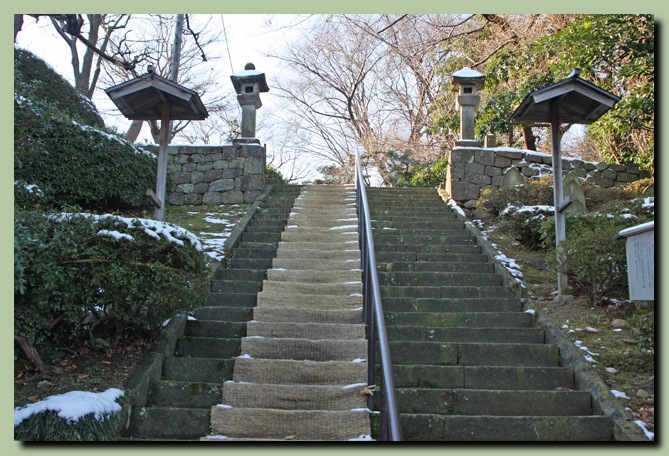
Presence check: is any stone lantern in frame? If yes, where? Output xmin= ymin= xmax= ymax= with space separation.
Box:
xmin=230 ymin=62 xmax=270 ymax=144
xmin=451 ymin=67 xmax=485 ymax=147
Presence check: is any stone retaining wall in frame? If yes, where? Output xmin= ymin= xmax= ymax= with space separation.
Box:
xmin=442 ymin=146 xmax=649 ymax=207
xmin=148 ymin=144 xmax=266 ymax=205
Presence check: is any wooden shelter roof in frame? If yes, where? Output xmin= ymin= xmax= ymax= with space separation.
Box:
xmin=105 ymin=71 xmax=208 ymax=121
xmin=511 ymin=70 xmax=620 ymax=125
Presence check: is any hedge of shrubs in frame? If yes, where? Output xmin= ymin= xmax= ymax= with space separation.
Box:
xmin=14 ymin=209 xmax=209 ymax=363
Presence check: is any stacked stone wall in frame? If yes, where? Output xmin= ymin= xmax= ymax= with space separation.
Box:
xmin=147 ymin=144 xmax=266 ymax=205
xmin=443 ymin=146 xmax=649 ymax=206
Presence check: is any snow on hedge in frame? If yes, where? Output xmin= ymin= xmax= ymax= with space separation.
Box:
xmin=52 ymin=213 xmax=202 ymax=251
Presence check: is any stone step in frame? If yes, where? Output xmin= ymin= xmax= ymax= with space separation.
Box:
xmin=240 ymin=231 xmax=283 ymax=243
xmin=380 ymin=285 xmax=517 ymax=299
xmin=185 ymin=321 xmax=247 ymax=339
xmin=260 ymin=280 xmax=361 ymax=297
xmin=399 ymin=415 xmax=613 ymax=441
xmin=194 ymin=306 xmax=253 ymax=322
xmin=386 ymin=341 xmax=559 ymax=367
xmin=372 ymin=226 xmax=466 ymax=235
xmin=277 ymin=241 xmax=360 ymax=251
xmin=220 ymin=381 xmax=369 ymax=411
xmin=281 ymin=230 xmax=358 ymax=243
xmin=272 ymin=258 xmax=361 ymax=271
xmin=213 ymin=268 xmax=266 ymax=282
xmin=382 ymin=297 xmax=522 ymax=313
xmin=374 ymin=244 xmax=482 ymax=254
xmin=210 ymin=279 xmax=262 ymax=293
xmin=379 ymin=271 xmax=502 ymax=287
xmin=275 ymin=248 xmax=360 ymax=261
xmin=131 ymin=406 xmax=210 ymax=440
xmin=252 ymin=307 xmax=363 ymax=324
xmin=162 ymin=357 xmax=235 ymax=383
xmin=373 ymin=233 xmax=476 ymax=246
xmin=148 ymin=380 xmax=222 ymax=409
xmin=383 ymin=311 xmax=532 ymax=328
xmin=209 ymin=407 xmax=370 ymax=441
xmin=240 ymin=337 xmax=367 ymax=362
xmin=227 ymin=257 xmax=274 ymax=270
xmin=375 ymin=251 xmax=487 ymax=264
xmin=230 ymin=246 xmax=280 ymax=259
xmin=394 ymin=388 xmax=594 ymax=416
xmin=256 ymin=292 xmax=363 ymax=310
xmin=284 ymin=218 xmax=359 ymax=229
xmin=266 ymin=268 xmax=361 ymax=284
xmin=205 ymin=292 xmax=257 ymax=308
xmin=246 ymin=321 xmax=365 ymax=340
xmin=386 ymin=325 xmax=544 ymax=344
xmin=378 ymin=261 xmax=494 ymax=273
xmin=176 ymin=337 xmax=242 ymax=358
xmin=389 ymin=365 xmax=576 ymax=390
xmin=371 ymin=220 xmax=463 ymax=230
xmin=231 ymin=358 xmax=367 ymax=385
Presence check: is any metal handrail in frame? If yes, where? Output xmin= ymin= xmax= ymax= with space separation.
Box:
xmin=354 ymin=150 xmax=402 ymax=441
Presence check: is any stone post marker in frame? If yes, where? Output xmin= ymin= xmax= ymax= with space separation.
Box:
xmin=452 ymin=67 xmax=485 ymax=147
xmin=230 ymin=62 xmax=270 ymax=144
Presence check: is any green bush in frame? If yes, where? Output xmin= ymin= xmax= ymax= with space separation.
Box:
xmin=629 ymin=310 xmax=655 ymax=352
xmin=384 ymin=151 xmax=449 ymax=188
xmin=477 ymin=176 xmax=554 ymax=217
xmin=14 ymin=209 xmax=209 ymax=356
xmin=14 ymin=96 xmax=157 ymax=211
xmin=545 ymin=219 xmax=631 ymax=306
xmin=14 ymin=48 xmax=105 ymax=128
xmin=498 ymin=205 xmax=554 ymax=250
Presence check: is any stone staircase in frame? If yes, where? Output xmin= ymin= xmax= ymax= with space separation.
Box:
xmin=366 ymin=187 xmax=614 ymax=441
xmin=205 ymin=185 xmax=372 ymax=441
xmin=128 ymin=184 xmax=301 ymax=440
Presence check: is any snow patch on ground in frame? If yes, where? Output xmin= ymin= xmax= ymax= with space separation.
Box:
xmin=14 ymin=388 xmax=124 ymax=427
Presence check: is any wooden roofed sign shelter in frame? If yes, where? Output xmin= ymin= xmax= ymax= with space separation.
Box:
xmin=105 ymin=68 xmax=208 ymax=221
xmin=511 ymin=69 xmax=620 ymax=296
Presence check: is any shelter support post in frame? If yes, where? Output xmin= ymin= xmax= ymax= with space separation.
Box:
xmin=154 ymin=101 xmax=171 ymax=221
xmin=550 ymin=104 xmax=570 ymax=296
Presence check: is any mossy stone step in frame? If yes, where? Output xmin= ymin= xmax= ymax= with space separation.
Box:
xmin=383 ymin=311 xmax=531 ymax=328
xmin=205 ymin=292 xmax=257 ymax=308
xmin=213 ymin=268 xmax=266 ymax=282
xmin=385 ymin=341 xmax=559 ymax=366
xmin=131 ymin=406 xmax=211 ymax=440
xmin=227 ymin=257 xmax=274 ymax=270
xmin=147 ymin=380 xmax=222 ymax=409
xmin=393 ymin=388 xmax=594 ymax=416
xmin=386 ymin=325 xmax=544 ymax=344
xmin=162 ymin=357 xmax=235 ymax=383
xmin=373 ymin=233 xmax=476 ymax=246
xmin=194 ymin=306 xmax=253 ymax=322
xmin=211 ymin=279 xmax=262 ymax=293
xmin=375 ymin=251 xmax=488 ymax=264
xmin=378 ymin=261 xmax=494 ymax=273
xmin=176 ymin=337 xmax=243 ymax=358
xmin=185 ymin=320 xmax=247 ymax=338
xmin=388 ymin=365 xmax=576 ymax=390
xmin=379 ymin=271 xmax=502 ymax=287
xmin=380 ymin=285 xmax=517 ymax=299
xmin=399 ymin=415 xmax=613 ymax=441
xmin=374 ymin=244 xmax=482 ymax=254
xmin=382 ymin=297 xmax=523 ymax=313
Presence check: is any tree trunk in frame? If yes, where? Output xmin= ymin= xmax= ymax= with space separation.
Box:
xmin=14 ymin=14 xmax=23 ymax=42
xmin=124 ymin=120 xmax=144 ymax=142
xmin=522 ymin=124 xmax=537 ymax=151
xmin=14 ymin=335 xmax=47 ymax=373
